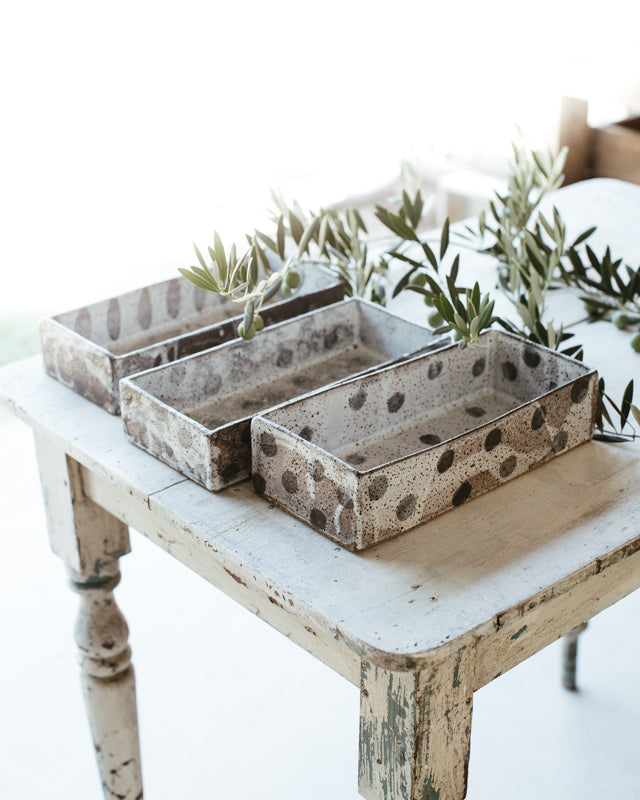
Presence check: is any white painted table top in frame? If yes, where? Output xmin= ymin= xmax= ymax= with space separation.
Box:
xmin=2 ymin=178 xmax=640 ymax=671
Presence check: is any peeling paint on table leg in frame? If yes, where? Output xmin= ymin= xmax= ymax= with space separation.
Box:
xmin=70 ymin=566 xmax=143 ymax=800
xmin=35 ymin=435 xmax=143 ymax=799
xmin=359 ymin=647 xmax=475 ymax=800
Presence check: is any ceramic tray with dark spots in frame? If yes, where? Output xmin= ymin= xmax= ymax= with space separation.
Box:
xmin=119 ymin=297 xmax=449 ymax=491
xmin=39 ymin=264 xmax=343 ymax=414
xmin=250 ymin=330 xmax=598 ymax=551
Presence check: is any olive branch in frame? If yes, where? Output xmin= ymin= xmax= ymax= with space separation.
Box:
xmin=178 ymin=139 xmax=639 ymax=440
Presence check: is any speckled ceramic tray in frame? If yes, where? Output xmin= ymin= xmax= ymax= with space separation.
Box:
xmin=251 ymin=330 xmax=598 ymax=551
xmin=119 ymin=298 xmax=449 ymax=491
xmin=39 ymin=264 xmax=343 ymax=414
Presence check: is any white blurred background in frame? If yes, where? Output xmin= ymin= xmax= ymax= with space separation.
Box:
xmin=2 ymin=0 xmax=640 ymax=338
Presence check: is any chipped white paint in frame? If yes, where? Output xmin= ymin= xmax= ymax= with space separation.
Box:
xmin=34 ymin=434 xmax=130 ymax=574
xmin=72 ymin=567 xmax=142 ymax=800
xmin=35 ymin=432 xmax=142 ymax=800
xmin=359 ymin=649 xmax=474 ymax=800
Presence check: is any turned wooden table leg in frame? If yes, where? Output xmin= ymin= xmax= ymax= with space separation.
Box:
xmin=34 ymin=434 xmax=143 ymax=799
xmin=71 ymin=565 xmax=142 ymax=799
xmin=359 ymin=647 xmax=475 ymax=800
xmin=562 ymin=622 xmax=588 ymax=691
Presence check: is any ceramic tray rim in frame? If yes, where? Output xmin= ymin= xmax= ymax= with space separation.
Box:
xmin=119 ymin=295 xmax=449 ymax=435
xmin=44 ymin=263 xmax=342 ymax=361
xmin=253 ymin=329 xmax=599 ymax=475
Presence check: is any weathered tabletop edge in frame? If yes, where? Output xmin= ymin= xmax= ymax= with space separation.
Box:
xmin=3 ymin=354 xmax=640 ymax=681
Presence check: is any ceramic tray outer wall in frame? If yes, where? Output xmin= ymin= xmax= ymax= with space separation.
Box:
xmin=119 ymin=298 xmax=449 ymax=492
xmin=251 ymin=331 xmax=599 ymax=551
xmin=39 ymin=265 xmax=343 ymax=414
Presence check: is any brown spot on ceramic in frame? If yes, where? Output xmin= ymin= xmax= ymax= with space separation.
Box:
xmin=531 ymin=406 xmax=547 ymax=430
xmin=428 ymin=360 xmax=443 ymax=379
xmin=166 ymin=279 xmax=181 ymax=319
xmin=137 ymin=287 xmax=153 ymax=330
xmin=194 ymin=285 xmax=206 ymax=312
xmin=552 ymin=431 xmax=569 ymax=452
xmin=501 ymin=361 xmax=518 ymax=381
xmin=484 ymin=428 xmax=502 ymax=451
xmin=368 ymin=475 xmax=388 ymax=501
xmin=282 ymin=471 xmax=298 ymax=493
xmin=107 ymin=298 xmax=121 ymax=341
xmin=396 ymin=494 xmax=417 ymax=520
xmin=499 ymin=455 xmax=517 ymax=478
xmin=260 ymin=432 xmax=278 ymax=456
xmin=252 ymin=473 xmax=266 ymax=493
xmin=277 ymin=347 xmax=294 ymax=367
xmin=387 ymin=392 xmax=405 ymax=413
xmin=349 ymin=388 xmax=367 ymax=410
xmin=452 ymin=482 xmax=472 ymax=506
xmin=310 ymin=508 xmax=327 ymax=529
xmin=75 ymin=308 xmax=92 ymax=338
xmin=472 ymin=357 xmax=486 ymax=377
xmin=571 ymin=378 xmax=589 ymax=404
xmin=524 ymin=347 xmax=541 ymax=368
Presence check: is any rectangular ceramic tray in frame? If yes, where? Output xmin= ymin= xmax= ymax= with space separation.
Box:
xmin=119 ymin=298 xmax=449 ymax=491
xmin=39 ymin=263 xmax=343 ymax=414
xmin=251 ymin=330 xmax=598 ymax=550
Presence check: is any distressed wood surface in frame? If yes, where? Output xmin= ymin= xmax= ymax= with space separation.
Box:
xmin=35 ymin=432 xmax=143 ymax=800
xmin=359 ymin=649 xmax=474 ymax=800
xmin=0 ymin=316 xmax=640 ymax=684
xmin=5 ymin=346 xmax=638 ymax=681
xmin=71 ymin=567 xmax=142 ymax=800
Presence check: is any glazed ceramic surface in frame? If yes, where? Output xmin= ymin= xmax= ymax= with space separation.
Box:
xmin=119 ymin=298 xmax=448 ymax=491
xmin=251 ymin=330 xmax=598 ymax=550
xmin=40 ymin=264 xmax=343 ymax=414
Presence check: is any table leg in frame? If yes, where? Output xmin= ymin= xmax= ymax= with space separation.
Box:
xmin=358 ymin=647 xmax=475 ymax=800
xmin=562 ymin=622 xmax=588 ymax=691
xmin=34 ymin=434 xmax=143 ymax=799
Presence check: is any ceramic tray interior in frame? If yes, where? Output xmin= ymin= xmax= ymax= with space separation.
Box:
xmin=120 ymin=298 xmax=448 ymax=491
xmin=251 ymin=330 xmax=598 ymax=550
xmin=39 ymin=264 xmax=343 ymax=413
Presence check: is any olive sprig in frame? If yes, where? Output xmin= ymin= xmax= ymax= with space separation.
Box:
xmin=594 ymin=378 xmax=640 ymax=442
xmin=386 ymin=216 xmax=499 ymax=347
xmin=557 ymin=245 xmax=640 ymax=351
xmin=179 ymin=232 xmax=301 ymax=339
xmin=257 ymin=193 xmax=389 ymax=304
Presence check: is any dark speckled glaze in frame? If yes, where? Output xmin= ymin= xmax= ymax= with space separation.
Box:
xmin=251 ymin=330 xmax=599 ymax=551
xmin=119 ymin=298 xmax=449 ymax=491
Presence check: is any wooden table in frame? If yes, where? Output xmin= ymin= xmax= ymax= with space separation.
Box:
xmin=2 ymin=178 xmax=640 ymax=800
